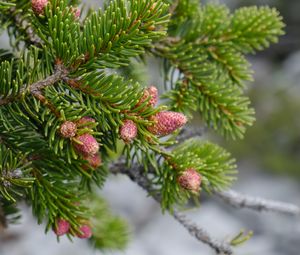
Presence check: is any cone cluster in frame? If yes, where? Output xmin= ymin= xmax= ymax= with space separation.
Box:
xmin=59 ymin=117 xmax=101 ymax=170
xmin=119 ymin=86 xmax=188 ymax=142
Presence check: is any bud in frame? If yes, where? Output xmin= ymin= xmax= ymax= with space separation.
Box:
xmin=77 ymin=224 xmax=92 ymax=239
xmin=120 ymin=120 xmax=137 ymax=142
xmin=177 ymin=168 xmax=202 ymax=193
xmin=74 ymin=134 xmax=99 ymax=156
xmin=60 ymin=121 xmax=77 ymax=138
xmin=148 ymin=111 xmax=187 ymax=136
xmin=76 ymin=116 xmax=96 ymax=127
xmin=83 ymin=153 xmax=102 ymax=170
xmin=54 ymin=219 xmax=70 ymax=236
xmin=137 ymin=86 xmax=158 ymax=107
xmin=71 ymin=7 xmax=81 ymax=18
xmin=31 ymin=0 xmax=48 ymax=15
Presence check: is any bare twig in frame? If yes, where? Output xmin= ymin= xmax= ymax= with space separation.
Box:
xmin=215 ymin=189 xmax=300 ymax=216
xmin=30 ymin=63 xmax=69 ymax=96
xmin=173 ymin=210 xmax=232 ymax=255
xmin=110 ymin=160 xmax=233 ymax=255
xmin=176 ymin=126 xmax=206 ymax=143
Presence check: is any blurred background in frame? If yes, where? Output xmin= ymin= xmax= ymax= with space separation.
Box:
xmin=1 ymin=0 xmax=300 ymax=254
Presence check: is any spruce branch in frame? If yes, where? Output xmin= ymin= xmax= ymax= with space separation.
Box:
xmin=110 ymin=158 xmax=300 ymax=253
xmin=110 ymin=160 xmax=233 ymax=255
xmin=215 ymin=189 xmax=300 ymax=216
xmin=0 ymin=0 xmax=288 ymax=252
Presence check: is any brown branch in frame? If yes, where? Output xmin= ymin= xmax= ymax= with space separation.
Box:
xmin=215 ymin=189 xmax=300 ymax=216
xmin=0 ymin=203 xmax=7 ymax=231
xmin=63 ymin=77 xmax=102 ymax=97
xmin=30 ymin=63 xmax=68 ymax=96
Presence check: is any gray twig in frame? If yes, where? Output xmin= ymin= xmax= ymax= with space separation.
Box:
xmin=110 ymin=160 xmax=233 ymax=255
xmin=215 ymin=189 xmax=300 ymax=216
xmin=177 ymin=126 xmax=205 ymax=143
xmin=173 ymin=210 xmax=233 ymax=255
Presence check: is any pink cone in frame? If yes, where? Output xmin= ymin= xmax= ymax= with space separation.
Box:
xmin=73 ymin=8 xmax=81 ymax=18
xmin=137 ymin=86 xmax=158 ymax=107
xmin=31 ymin=0 xmax=48 ymax=15
xmin=77 ymin=116 xmax=96 ymax=127
xmin=120 ymin=120 xmax=138 ymax=142
xmin=148 ymin=111 xmax=187 ymax=136
xmin=83 ymin=153 xmax=102 ymax=170
xmin=74 ymin=134 xmax=99 ymax=156
xmin=60 ymin=121 xmax=77 ymax=138
xmin=177 ymin=168 xmax=202 ymax=193
xmin=77 ymin=224 xmax=92 ymax=239
xmin=54 ymin=219 xmax=70 ymax=236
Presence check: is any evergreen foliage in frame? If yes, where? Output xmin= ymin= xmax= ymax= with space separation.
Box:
xmin=0 ymin=0 xmax=284 ymax=252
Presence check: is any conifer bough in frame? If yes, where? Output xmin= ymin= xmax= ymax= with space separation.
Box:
xmin=0 ymin=0 xmax=289 ymax=254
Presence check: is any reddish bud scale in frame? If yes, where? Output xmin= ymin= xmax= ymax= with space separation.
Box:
xmin=71 ymin=7 xmax=81 ymax=18
xmin=60 ymin=121 xmax=77 ymax=138
xmin=54 ymin=219 xmax=70 ymax=236
xmin=31 ymin=0 xmax=48 ymax=15
xmin=177 ymin=168 xmax=202 ymax=193
xmin=137 ymin=86 xmax=158 ymax=107
xmin=83 ymin=153 xmax=102 ymax=170
xmin=76 ymin=116 xmax=96 ymax=127
xmin=147 ymin=86 xmax=158 ymax=106
xmin=148 ymin=111 xmax=187 ymax=136
xmin=77 ymin=224 xmax=92 ymax=239
xmin=120 ymin=120 xmax=138 ymax=142
xmin=74 ymin=134 xmax=99 ymax=156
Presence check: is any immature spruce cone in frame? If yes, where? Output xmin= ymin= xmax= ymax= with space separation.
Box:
xmin=53 ymin=218 xmax=70 ymax=236
xmin=77 ymin=116 xmax=96 ymax=127
xmin=148 ymin=111 xmax=187 ymax=136
xmin=83 ymin=153 xmax=102 ymax=169
xmin=120 ymin=120 xmax=138 ymax=142
xmin=77 ymin=224 xmax=92 ymax=239
xmin=72 ymin=7 xmax=81 ymax=18
xmin=74 ymin=134 xmax=99 ymax=156
xmin=31 ymin=0 xmax=48 ymax=15
xmin=177 ymin=168 xmax=202 ymax=193
xmin=60 ymin=121 xmax=77 ymax=138
xmin=137 ymin=86 xmax=158 ymax=107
